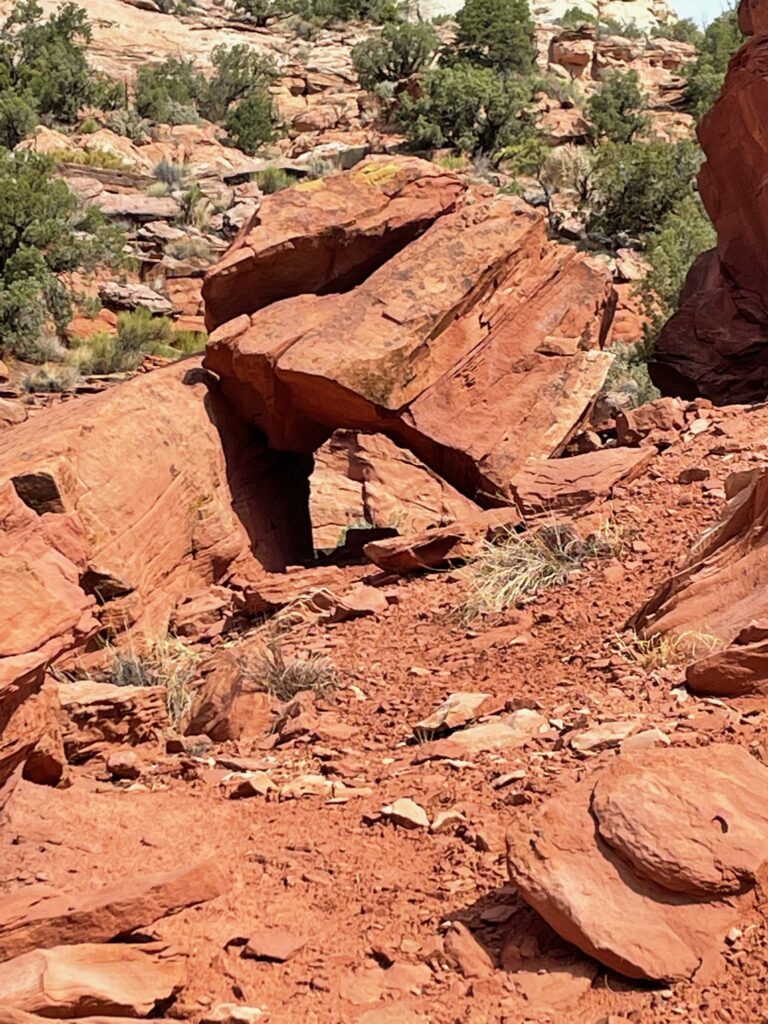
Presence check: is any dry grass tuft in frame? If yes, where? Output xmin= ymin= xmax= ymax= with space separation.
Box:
xmin=239 ymin=641 xmax=338 ymax=703
xmin=460 ymin=519 xmax=626 ymax=621
xmin=107 ymin=638 xmax=201 ymax=728
xmin=613 ymin=630 xmax=724 ymax=671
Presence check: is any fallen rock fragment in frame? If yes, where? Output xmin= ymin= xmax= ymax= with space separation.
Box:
xmin=243 ymin=927 xmax=306 ymax=963
xmin=0 ymin=860 xmax=224 ymax=961
xmin=507 ymin=744 xmax=768 ymax=981
xmin=59 ymin=681 xmax=169 ymax=763
xmin=686 ymin=627 xmax=768 ymax=697
xmin=417 ymin=710 xmax=548 ymax=761
xmin=0 ymin=943 xmax=185 ymax=1017
xmin=568 ymin=720 xmax=638 ymax=755
xmin=381 ymin=798 xmax=429 ymax=830
xmin=413 ymin=693 xmax=504 ymax=737
xmin=615 ymin=397 xmax=686 ymax=447
xmin=442 ymin=922 xmax=494 ymax=979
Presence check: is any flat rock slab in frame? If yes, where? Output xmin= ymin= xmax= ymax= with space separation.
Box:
xmin=0 ymin=860 xmax=224 ymax=961
xmin=0 ymin=943 xmax=186 ymax=1017
xmin=507 ymin=744 xmax=768 ymax=981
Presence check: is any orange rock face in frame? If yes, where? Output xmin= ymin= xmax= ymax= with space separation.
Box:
xmin=650 ymin=10 xmax=768 ymax=402
xmin=204 ymin=161 xmax=616 ymax=504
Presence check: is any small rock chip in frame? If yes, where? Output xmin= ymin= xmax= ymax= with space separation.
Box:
xmin=620 ymin=728 xmax=670 ymax=754
xmin=382 ymin=798 xmax=430 ymax=830
xmin=227 ymin=772 xmax=276 ymax=799
xmin=569 ymin=720 xmax=637 ymax=755
xmin=443 ymin=921 xmax=495 ymax=979
xmin=201 ymin=1005 xmax=266 ymax=1024
xmin=243 ymin=927 xmax=306 ymax=963
xmin=106 ymin=750 xmax=142 ymax=780
xmin=430 ymin=809 xmax=467 ymax=834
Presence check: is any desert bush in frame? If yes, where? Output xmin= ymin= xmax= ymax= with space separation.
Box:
xmin=107 ymin=107 xmax=151 ymax=144
xmin=0 ymin=0 xmax=121 ymax=136
xmin=685 ymin=8 xmax=742 ymax=119
xmin=223 ymin=90 xmax=275 ymax=154
xmin=637 ymin=192 xmax=716 ymax=347
xmin=651 ymin=17 xmax=702 ymax=46
xmin=0 ymin=90 xmax=37 ymax=148
xmin=598 ymin=15 xmax=644 ymax=38
xmin=587 ymin=139 xmax=701 ymax=241
xmin=613 ymin=630 xmax=722 ymax=670
xmin=240 ymin=641 xmax=338 ymax=702
xmin=601 ymin=341 xmax=660 ymax=408
xmin=586 ymin=70 xmax=649 ymax=144
xmin=76 ymin=310 xmax=204 ymax=373
xmin=352 ymin=22 xmax=438 ymax=91
xmin=232 ymin=0 xmax=287 ymax=24
xmin=0 ymin=151 xmax=125 ymax=361
xmin=461 ymin=520 xmax=625 ymax=619
xmin=538 ymin=143 xmax=594 ymax=200
xmin=257 ymin=166 xmax=296 ymax=193
xmin=200 ymin=44 xmax=277 ymax=123
xmin=135 ymin=57 xmax=203 ymax=122
xmin=556 ymin=6 xmax=594 ymax=28
xmin=154 ymin=158 xmax=186 ymax=186
xmin=57 ymin=149 xmax=132 ymax=170
xmin=454 ymin=0 xmax=535 ymax=75
xmin=20 ymin=365 xmax=79 ymax=392
xmin=397 ymin=64 xmax=537 ymax=156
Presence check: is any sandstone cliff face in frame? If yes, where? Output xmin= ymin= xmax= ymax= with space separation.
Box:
xmin=650 ymin=2 xmax=768 ymax=403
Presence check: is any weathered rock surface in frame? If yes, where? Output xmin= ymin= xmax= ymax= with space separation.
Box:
xmin=202 ymin=157 xmax=466 ymax=330
xmin=0 ymin=860 xmax=224 ymax=961
xmin=205 ymin=160 xmax=616 ymax=504
xmin=686 ymin=626 xmax=768 ymax=697
xmin=310 ymin=430 xmax=478 ymax=551
xmin=507 ymin=745 xmax=768 ymax=981
xmin=59 ymin=680 xmax=169 ymax=762
xmin=0 ymin=944 xmax=185 ymax=1017
xmin=650 ymin=10 xmax=768 ymax=403
xmin=634 ymin=468 xmax=768 ymax=644
xmin=185 ymin=648 xmax=277 ymax=742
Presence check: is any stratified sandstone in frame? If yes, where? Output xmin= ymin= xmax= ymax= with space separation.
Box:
xmin=204 ymin=160 xmax=616 ymax=504
xmin=650 ymin=4 xmax=768 ymax=403
xmin=507 ymin=745 xmax=768 ymax=981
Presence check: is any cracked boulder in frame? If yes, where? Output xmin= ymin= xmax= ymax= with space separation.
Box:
xmin=507 ymin=744 xmax=768 ymax=981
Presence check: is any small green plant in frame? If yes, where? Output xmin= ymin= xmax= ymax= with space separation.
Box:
xmin=20 ymin=365 xmax=79 ymax=392
xmin=75 ymin=310 xmax=205 ymax=374
xmin=556 ymin=6 xmax=594 ymax=29
xmin=154 ymin=158 xmax=186 ymax=187
xmin=434 ymin=153 xmax=467 ymax=170
xmin=56 ymin=149 xmax=133 ymax=171
xmin=461 ymin=520 xmax=625 ymax=619
xmin=257 ymin=166 xmax=296 ymax=193
xmin=613 ymin=630 xmax=723 ymax=671
xmin=165 ymin=235 xmax=215 ymax=262
xmin=651 ymin=17 xmax=703 ymax=46
xmin=240 ymin=641 xmax=338 ymax=702
xmin=352 ymin=21 xmax=438 ymax=92
xmin=454 ymin=0 xmax=536 ymax=75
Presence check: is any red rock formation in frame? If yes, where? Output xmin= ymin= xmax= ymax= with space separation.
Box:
xmin=649 ymin=4 xmax=768 ymax=403
xmin=204 ymin=163 xmax=616 ymax=504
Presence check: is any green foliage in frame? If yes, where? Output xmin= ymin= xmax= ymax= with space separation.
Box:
xmin=0 ymin=89 xmax=37 ymax=148
xmin=638 ymin=192 xmax=715 ymax=345
xmin=601 ymin=342 xmax=660 ymax=407
xmin=0 ymin=151 xmax=125 ymax=360
xmin=352 ymin=22 xmax=438 ymax=91
xmin=455 ymin=0 xmax=535 ymax=74
xmin=651 ymin=17 xmax=703 ymax=45
xmin=397 ymin=64 xmax=537 ymax=156
xmin=134 ymin=47 xmax=277 ymax=152
xmin=684 ymin=8 xmax=742 ymax=118
xmin=556 ymin=6 xmax=594 ymax=28
xmin=586 ymin=70 xmax=649 ymax=144
xmin=154 ymin=157 xmax=186 ymax=186
xmin=76 ymin=310 xmax=205 ymax=373
xmin=256 ymin=166 xmax=296 ymax=193
xmin=232 ymin=0 xmax=286 ymax=25
xmin=598 ymin=15 xmax=644 ymax=38
xmin=224 ymin=89 xmax=275 ymax=154
xmin=57 ymin=148 xmax=132 ymax=170
xmin=106 ymin=107 xmax=150 ymax=144
xmin=587 ymin=140 xmax=702 ymax=241
xmin=0 ymin=0 xmax=121 ymax=145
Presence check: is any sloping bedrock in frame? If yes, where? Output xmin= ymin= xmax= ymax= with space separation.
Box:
xmin=205 ymin=196 xmax=616 ymax=503
xmin=201 ymin=156 xmax=466 ymax=330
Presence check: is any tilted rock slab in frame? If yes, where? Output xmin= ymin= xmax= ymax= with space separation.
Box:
xmin=204 ymin=161 xmax=616 ymax=504
xmin=0 ymin=943 xmax=185 ymax=1018
xmin=634 ymin=467 xmax=768 ymax=645
xmin=507 ymin=745 xmax=768 ymax=981
xmin=0 ymin=859 xmax=224 ymax=961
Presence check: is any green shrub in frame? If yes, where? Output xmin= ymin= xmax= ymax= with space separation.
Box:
xmin=455 ymin=0 xmax=535 ymax=74
xmin=154 ymin=158 xmax=186 ymax=186
xmin=651 ymin=17 xmax=703 ymax=46
xmin=76 ymin=310 xmax=205 ymax=373
xmin=0 ymin=89 xmax=37 ymax=148
xmin=685 ymin=8 xmax=742 ymax=119
xmin=199 ymin=44 xmax=277 ymax=124
xmin=352 ymin=22 xmax=438 ymax=91
xmin=598 ymin=15 xmax=644 ymax=38
xmin=232 ymin=0 xmax=287 ymax=24
xmin=586 ymin=70 xmax=649 ymax=144
xmin=56 ymin=149 xmax=133 ymax=170
xmin=135 ymin=57 xmax=204 ymax=122
xmin=0 ymin=151 xmax=125 ymax=361
xmin=637 ymin=192 xmax=715 ymax=346
xmin=397 ymin=64 xmax=537 ymax=156
xmin=106 ymin=107 xmax=151 ymax=144
xmin=257 ymin=166 xmax=296 ymax=193
xmin=587 ymin=140 xmax=702 ymax=241
xmin=556 ymin=6 xmax=594 ymax=28
xmin=224 ymin=89 xmax=275 ymax=154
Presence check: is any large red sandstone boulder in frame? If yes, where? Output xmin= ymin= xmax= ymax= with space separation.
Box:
xmin=202 ymin=156 xmax=466 ymax=331
xmin=204 ymin=168 xmax=616 ymax=503
xmin=649 ymin=9 xmax=768 ymax=403
xmin=507 ymin=744 xmax=768 ymax=981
